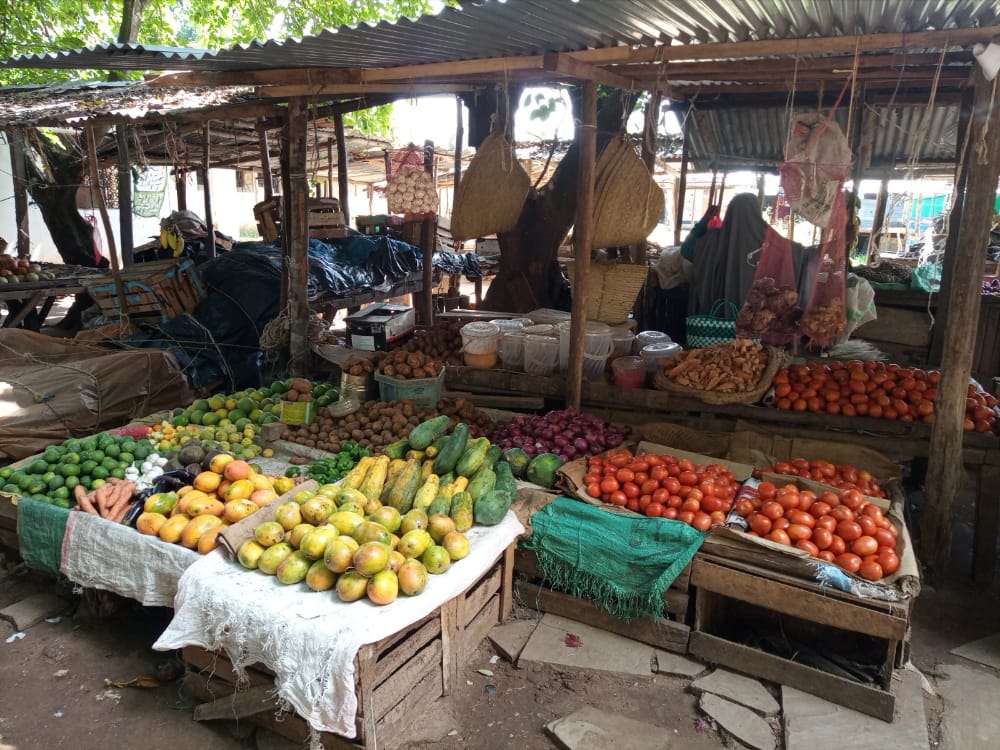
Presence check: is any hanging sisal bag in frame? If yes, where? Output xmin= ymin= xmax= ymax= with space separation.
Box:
xmin=451 ymin=131 xmax=531 ymax=241
xmin=591 ymin=136 xmax=665 ymax=250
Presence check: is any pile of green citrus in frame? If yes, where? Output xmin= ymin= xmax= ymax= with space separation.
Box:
xmin=168 ymin=380 xmax=339 ymax=430
xmin=0 ymin=433 xmax=157 ymax=507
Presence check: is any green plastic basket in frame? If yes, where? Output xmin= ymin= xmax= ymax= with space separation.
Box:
xmin=374 ymin=368 xmax=445 ymax=409
xmin=686 ymin=299 xmax=739 ymax=348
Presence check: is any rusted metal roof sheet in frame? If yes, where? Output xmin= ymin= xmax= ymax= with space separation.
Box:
xmin=2 ymin=0 xmax=996 ymax=73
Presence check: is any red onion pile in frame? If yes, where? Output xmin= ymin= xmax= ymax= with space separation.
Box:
xmin=490 ymin=408 xmax=628 ymax=462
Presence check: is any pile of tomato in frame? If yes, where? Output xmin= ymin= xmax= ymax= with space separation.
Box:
xmin=585 ymin=449 xmax=738 ymax=531
xmin=771 ymin=360 xmax=998 ymax=433
xmin=756 ymin=458 xmax=885 ymax=498
xmin=735 ymin=481 xmax=900 ymax=581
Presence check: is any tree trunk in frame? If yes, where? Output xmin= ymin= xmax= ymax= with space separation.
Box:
xmin=483 ymin=89 xmax=627 ymax=312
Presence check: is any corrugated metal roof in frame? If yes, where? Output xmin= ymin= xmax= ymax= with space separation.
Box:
xmin=687 ymin=99 xmax=960 ymax=170
xmin=2 ymin=0 xmax=997 ymax=73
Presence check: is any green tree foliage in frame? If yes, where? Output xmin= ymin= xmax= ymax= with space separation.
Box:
xmin=0 ymin=0 xmax=448 ymax=135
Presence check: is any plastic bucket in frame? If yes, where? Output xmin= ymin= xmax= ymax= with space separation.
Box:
xmin=611 ymin=356 xmax=646 ymax=388
xmin=640 ymin=342 xmax=682 ymax=372
xmin=500 ymin=330 xmax=527 ymax=371
xmin=524 ymin=334 xmax=559 ymax=375
xmin=582 ymin=352 xmax=610 ymax=381
xmin=374 ymin=368 xmax=446 ymax=408
xmin=609 ymin=327 xmax=635 ymax=359
xmin=461 ymin=321 xmax=501 ymax=368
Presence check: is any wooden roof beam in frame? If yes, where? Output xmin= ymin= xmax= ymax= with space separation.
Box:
xmin=542 ymin=52 xmax=633 ymax=89
xmin=256 ymin=82 xmax=477 ymax=98
xmin=146 ymin=67 xmax=363 ymax=88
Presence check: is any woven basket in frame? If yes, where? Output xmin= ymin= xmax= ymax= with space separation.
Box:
xmin=565 ymin=260 xmax=649 ymax=325
xmin=591 ymin=137 xmax=665 ymax=250
xmin=686 ymin=299 xmax=739 ymax=348
xmin=451 ymin=131 xmax=531 ymax=241
xmin=653 ymin=346 xmax=788 ymax=405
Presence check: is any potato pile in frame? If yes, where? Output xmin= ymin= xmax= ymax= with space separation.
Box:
xmin=279 ymin=398 xmax=492 ymax=453
xmin=409 ymin=321 xmax=465 ymax=365
xmin=283 ymin=377 xmax=315 ymax=403
xmin=377 ymin=349 xmax=443 ymax=381
xmin=342 ymin=357 xmax=376 ymax=377
xmin=660 ymin=340 xmax=768 ymax=393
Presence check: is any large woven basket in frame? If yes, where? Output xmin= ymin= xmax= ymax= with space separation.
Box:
xmin=451 ymin=131 xmax=530 ymax=241
xmin=591 ymin=137 xmax=665 ymax=250
xmin=565 ymin=260 xmax=649 ymax=325
xmin=653 ymin=346 xmax=788 ymax=405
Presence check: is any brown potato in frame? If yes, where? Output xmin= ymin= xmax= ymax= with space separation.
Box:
xmin=412 ymin=367 xmax=427 ymax=379
xmin=383 ymin=365 xmax=396 ymax=377
xmin=396 ymin=364 xmax=411 ymax=377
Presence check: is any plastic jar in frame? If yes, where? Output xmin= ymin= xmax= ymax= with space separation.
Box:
xmin=461 ymin=321 xmax=501 ymax=368
xmin=609 ymin=327 xmax=636 ymax=359
xmin=611 ymin=356 xmax=647 ymax=388
xmin=521 ymin=323 xmax=555 ymax=337
xmin=499 ymin=330 xmax=526 ymax=370
xmin=640 ymin=341 xmax=682 ymax=372
xmin=490 ymin=318 xmax=529 ymax=334
xmin=524 ymin=334 xmax=559 ymax=375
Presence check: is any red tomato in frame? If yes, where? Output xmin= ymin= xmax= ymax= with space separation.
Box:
xmin=586 ymin=483 xmax=602 ymax=498
xmin=778 ymin=492 xmax=801 ymax=512
xmin=626 ymin=498 xmax=640 ymax=512
xmin=787 ymin=524 xmax=813 ymax=542
xmin=667 ymin=494 xmax=683 ymax=508
xmin=761 ymin=501 xmax=784 ymax=520
xmin=645 ymin=503 xmax=664 ymax=517
xmin=650 ymin=466 xmax=669 ymax=482
xmin=679 ymin=471 xmax=699 ymax=486
xmin=678 ymin=510 xmax=695 ymax=525
xmin=609 ymin=490 xmax=627 ymax=506
xmin=830 ymin=506 xmax=856 ymax=523
xmin=788 ymin=510 xmax=815 ymax=528
xmin=766 ymin=529 xmax=791 ymax=545
xmin=698 ymin=481 xmax=716 ymax=498
xmin=809 ymin=501 xmax=832 ymax=519
xmin=834 ymin=553 xmax=862 ymax=574
xmin=600 ymin=477 xmax=619 ymax=494
xmin=616 ymin=468 xmax=635 ymax=484
xmin=828 ymin=535 xmax=847 ymax=556
xmin=641 ymin=479 xmax=659 ymax=495
xmin=858 ymin=516 xmax=878 ymax=537
xmin=664 ymin=477 xmax=681 ymax=495
xmin=812 ymin=527 xmax=833 ymax=550
xmin=818 ymin=550 xmax=836 ymax=562
xmin=840 ymin=489 xmax=864 ymax=510
xmin=874 ymin=528 xmax=896 ymax=549
xmin=878 ymin=549 xmax=900 ymax=574
xmin=709 ymin=511 xmax=727 ymax=525
xmin=623 ymin=482 xmax=640 ymax=499
xmin=608 ymin=453 xmax=630 ymax=468
xmin=796 ymin=539 xmax=820 ymax=557
xmin=858 ymin=559 xmax=883 ymax=581
xmin=815 ymin=515 xmax=838 ymax=532
xmin=692 ymin=512 xmax=712 ymax=531
xmin=852 ymin=535 xmax=879 ymax=557
xmin=758 ymin=481 xmax=777 ymax=500
xmin=837 ymin=520 xmax=863 ymax=542
xmin=701 ymin=495 xmax=724 ymax=514
xmin=663 ymin=507 xmax=679 ymax=520
xmin=652 ymin=487 xmax=669 ymax=504
xmin=638 ymin=494 xmax=652 ymax=511
xmin=820 ymin=491 xmax=840 ymax=507
xmin=634 ymin=472 xmax=649 ymax=485
xmin=584 ymin=472 xmax=601 ymax=486
xmin=681 ymin=498 xmax=701 ymax=513
xmin=686 ymin=488 xmax=704 ymax=504
xmin=747 ymin=513 xmax=772 ymax=535
xmin=772 ymin=517 xmax=791 ymax=531
xmin=630 ymin=460 xmax=649 ymax=474
xmin=735 ymin=499 xmax=755 ymax=517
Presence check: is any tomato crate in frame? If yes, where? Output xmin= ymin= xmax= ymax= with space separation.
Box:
xmin=84 ymin=258 xmax=205 ymax=322
xmin=513 ymin=547 xmax=692 ymax=655
xmin=181 ymin=544 xmax=515 ymax=750
xmin=688 ymin=554 xmax=912 ymax=722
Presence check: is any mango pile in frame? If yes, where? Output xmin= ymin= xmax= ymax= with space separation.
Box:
xmin=136 ymin=452 xmax=294 ymax=554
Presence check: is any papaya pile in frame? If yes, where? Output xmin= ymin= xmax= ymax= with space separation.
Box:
xmin=135 ymin=452 xmax=293 ymax=555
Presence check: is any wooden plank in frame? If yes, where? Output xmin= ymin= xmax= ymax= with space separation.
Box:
xmin=499 ymin=544 xmax=515 ymax=622
xmin=688 ymin=631 xmax=895 ymax=722
xmin=86 ymin=126 xmax=128 ymax=320
xmin=3 ymin=290 xmax=45 ymax=328
xmin=193 ymin=684 xmax=275 ymax=721
xmin=151 ymin=66 xmax=363 ymax=88
xmin=516 ymin=580 xmax=690 ymax=654
xmin=463 ymin=593 xmax=501 ymax=660
xmin=115 ymin=123 xmax=134 ymax=267
xmin=182 ymin=646 xmax=275 ymax=682
xmin=377 ymin=666 xmax=443 ymax=744
xmin=355 ymin=644 xmax=378 ymax=749
xmin=853 ymin=306 xmax=933 ymax=347
xmin=462 ymin=565 xmax=502 ymax=627
xmin=974 ymin=464 xmax=1000 ymax=585
xmin=439 ymin=597 xmax=460 ymax=697
xmin=201 ymin=122 xmax=216 ymax=258
xmin=374 ymin=616 xmax=440 ymax=687
xmin=372 ymin=639 xmax=442 ymax=723
xmin=923 ymin=65 xmax=1000 ymax=582
xmin=567 ymin=80 xmax=597 ymax=411
xmin=334 ymin=113 xmax=351 ymax=225
xmin=692 ymin=558 xmax=907 ymax=640
xmin=542 ymin=52 xmax=633 ymax=89
xmin=260 ymin=82 xmax=475 ymax=98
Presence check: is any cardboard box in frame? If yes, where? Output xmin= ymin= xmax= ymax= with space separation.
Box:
xmin=347 ymin=304 xmax=416 ymax=351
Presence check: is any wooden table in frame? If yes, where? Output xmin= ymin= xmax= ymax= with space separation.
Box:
xmin=312 ymin=271 xmax=425 ymax=320
xmin=445 ymin=366 xmax=1000 ymax=584
xmin=0 ymin=277 xmax=87 ymax=329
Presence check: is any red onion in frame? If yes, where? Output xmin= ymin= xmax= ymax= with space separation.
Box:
xmin=489 ymin=409 xmax=629 ymax=458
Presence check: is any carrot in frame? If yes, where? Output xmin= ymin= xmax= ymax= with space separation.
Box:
xmin=109 ymin=500 xmax=131 ymax=523
xmin=94 ymin=483 xmax=115 ymax=517
xmin=74 ymin=485 xmax=99 ymax=515
xmin=105 ymin=481 xmax=136 ymax=520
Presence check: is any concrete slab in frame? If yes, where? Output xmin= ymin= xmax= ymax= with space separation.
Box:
xmin=699 ymin=693 xmax=775 ymax=750
xmin=938 ymin=663 xmax=1000 ymax=750
xmin=782 ymin=669 xmax=928 ymax=750
xmin=518 ymin=613 xmax=654 ymax=678
xmin=691 ymin=668 xmax=780 ymax=716
xmin=950 ymin=632 xmax=1000 ymax=671
xmin=654 ymin=650 xmax=707 ymax=678
xmin=488 ymin=619 xmax=539 ymax=664
xmin=0 ymin=593 xmax=68 ymax=631
xmin=545 ymin=706 xmax=673 ymax=750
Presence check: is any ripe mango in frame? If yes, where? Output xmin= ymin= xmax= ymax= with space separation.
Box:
xmin=181 ymin=514 xmax=223 ymax=548
xmin=367 ymin=569 xmax=399 ymax=606
xmin=276 ymin=550 xmax=311 ymax=585
xmin=158 ymin=514 xmax=191 ymax=544
xmin=336 ymin=571 xmax=369 ymax=602
xmin=137 ymin=511 xmax=167 ymax=536
xmin=258 ymin=542 xmax=293 ymax=575
xmin=237 ymin=539 xmax=266 ymax=569
xmin=306 ymin=559 xmax=337 ymax=591
xmin=274 ymin=501 xmax=303 ymax=531
xmin=197 ymin=524 xmax=228 ymax=555
xmin=299 ymin=526 xmax=339 ymax=560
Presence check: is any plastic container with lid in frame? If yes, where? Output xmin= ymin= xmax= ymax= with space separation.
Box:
xmin=635 ymin=330 xmax=672 ymax=349
xmin=558 ymin=320 xmax=614 ymax=373
xmin=609 ymin=327 xmax=636 ymax=359
xmin=521 ymin=323 xmax=556 ymax=337
xmin=640 ymin=341 xmax=682 ymax=372
xmin=499 ymin=329 xmax=526 ymax=371
xmin=611 ymin=356 xmax=647 ymax=388
xmin=524 ymin=334 xmax=559 ymax=375
xmin=490 ymin=318 xmax=531 ymax=333
xmin=582 ymin=352 xmax=610 ymax=381
xmin=461 ymin=321 xmax=501 ymax=368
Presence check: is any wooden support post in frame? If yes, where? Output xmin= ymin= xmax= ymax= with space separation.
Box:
xmin=717 ymin=171 xmax=727 ymax=209
xmin=869 ymin=176 xmax=890 ymax=262
xmin=567 ymin=81 xmax=597 ymax=412
xmin=8 ymin=129 xmax=29 ymax=258
xmin=674 ymin=114 xmax=690 ymax=245
xmin=334 ymin=113 xmax=350 ymax=225
xmin=454 ymin=96 xmax=464 ymax=200
xmin=258 ymin=126 xmax=274 ymax=202
xmin=174 ymin=168 xmax=187 ymax=211
xmin=921 ymin=66 xmax=1000 ymax=584
xmin=756 ymin=171 xmax=766 ymax=208
xmin=115 ymin=124 xmax=134 ymax=267
xmin=202 ymin=122 xmax=216 ymax=258
xmin=86 ymin=127 xmax=129 ymax=320
xmin=286 ymin=98 xmax=311 ymax=377
xmin=326 ymin=138 xmax=335 ymax=199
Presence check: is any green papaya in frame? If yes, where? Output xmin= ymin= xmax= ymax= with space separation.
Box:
xmin=455 ymin=437 xmax=490 ymax=477
xmin=433 ymin=423 xmax=469 ymax=475
xmin=474 ymin=489 xmax=513 ymax=526
xmin=526 ymin=453 xmax=564 ymax=489
xmin=503 ymin=448 xmax=531 ymax=478
xmin=409 ymin=415 xmax=451 ymax=451
xmin=467 ymin=465 xmax=496 ymax=502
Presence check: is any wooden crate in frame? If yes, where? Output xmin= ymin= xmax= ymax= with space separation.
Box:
xmin=254 ymin=197 xmax=282 ymax=242
xmin=309 ymin=197 xmax=350 ymax=239
xmin=513 ymin=547 xmax=691 ymax=655
xmin=182 ymin=544 xmax=515 ymax=750
xmin=84 ymin=258 xmax=205 ymax=321
xmin=0 ymin=497 xmax=18 ymax=557
xmin=689 ymin=556 xmax=910 ymax=722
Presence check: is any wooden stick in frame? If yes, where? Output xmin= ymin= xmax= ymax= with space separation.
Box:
xmin=8 ymin=128 xmax=30 ymax=258
xmin=334 ymin=113 xmax=350 ymax=225
xmin=566 ymin=81 xmax=597 ymax=412
xmin=202 ymin=122 xmax=216 ymax=258
xmin=86 ymin=126 xmax=129 ymax=321
xmin=285 ymin=98 xmax=311 ymax=377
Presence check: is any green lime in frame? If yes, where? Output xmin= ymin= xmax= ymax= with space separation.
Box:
xmin=2 ymin=483 xmax=19 ymax=493
xmin=27 ymin=481 xmax=46 ymax=495
xmin=0 ymin=468 xmax=11 ymax=480
xmin=91 ymin=478 xmax=106 ymax=489
xmin=60 ymin=463 xmax=81 ymax=477
xmin=80 ymin=476 xmax=92 ymax=490
xmin=53 ymin=486 xmax=69 ymax=500
xmin=134 ymin=445 xmax=151 ymax=461
xmin=47 ymin=475 xmax=65 ymax=490
xmin=63 ymin=439 xmax=82 ymax=453
xmin=191 ymin=398 xmax=210 ymax=412
xmin=81 ymin=437 xmax=97 ymax=452
xmin=64 ymin=476 xmax=80 ymax=490
xmin=90 ymin=450 xmax=105 ymax=463
xmin=104 ymin=443 xmax=120 ymax=458
xmin=16 ymin=474 xmax=32 ymax=490
xmin=41 ymin=471 xmax=55 ymax=483
xmin=91 ymin=467 xmax=109 ymax=480
xmin=80 ymin=460 xmax=98 ymax=475
xmin=119 ymin=452 xmax=135 ymax=466
xmin=28 ymin=459 xmax=49 ymax=475
xmin=101 ymin=457 xmax=118 ymax=471
xmin=54 ymin=497 xmax=71 ymax=508
xmin=111 ymin=468 xmax=126 ymax=479
xmin=43 ymin=448 xmax=62 ymax=464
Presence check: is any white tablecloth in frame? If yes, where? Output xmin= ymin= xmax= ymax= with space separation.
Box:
xmin=154 ymin=512 xmax=523 ymax=738
xmin=61 ymin=511 xmax=199 ymax=607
